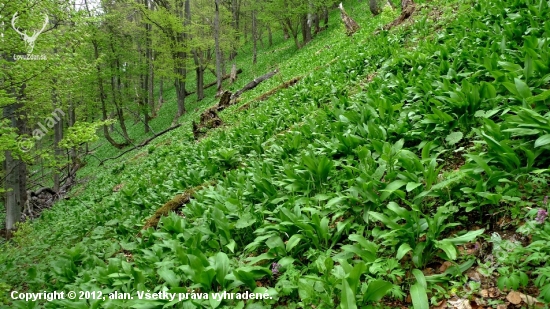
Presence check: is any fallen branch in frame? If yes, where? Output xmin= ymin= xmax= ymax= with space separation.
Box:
xmin=231 ymin=69 xmax=279 ymax=100
xmin=376 ymin=0 xmax=416 ymax=33
xmin=238 ymin=76 xmax=303 ymax=111
xmin=193 ymin=69 xmax=279 ymax=140
xmin=99 ymin=124 xmax=181 ymax=166
xmin=139 ymin=181 xmax=215 ymax=234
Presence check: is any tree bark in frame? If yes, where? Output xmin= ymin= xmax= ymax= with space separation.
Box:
xmin=338 ymin=3 xmax=360 ymax=36
xmin=301 ymin=14 xmax=312 ymax=45
xmin=267 ymin=24 xmax=273 ymax=46
xmin=93 ymin=40 xmax=126 ymax=149
xmin=231 ymin=69 xmax=279 ymax=100
xmin=52 ymin=79 xmax=63 ymax=193
xmin=214 ymin=0 xmax=223 ymax=95
xmin=252 ymin=10 xmax=258 ymax=64
xmin=370 ymin=0 xmax=382 ymax=16
xmin=3 ymin=85 xmax=28 ymax=233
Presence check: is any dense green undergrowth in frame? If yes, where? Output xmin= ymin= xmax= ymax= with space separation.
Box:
xmin=2 ymin=0 xmax=550 ymax=308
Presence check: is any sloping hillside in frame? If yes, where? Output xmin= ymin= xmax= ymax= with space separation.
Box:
xmin=2 ymin=0 xmax=550 ymax=308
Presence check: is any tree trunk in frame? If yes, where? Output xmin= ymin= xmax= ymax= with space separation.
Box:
xmin=252 ymin=10 xmax=258 ymax=64
xmin=283 ymin=18 xmax=301 ymax=49
xmin=158 ymin=78 xmax=164 ymax=108
xmin=370 ymin=0 xmax=382 ymax=16
xmin=193 ymin=50 xmax=205 ymax=101
xmin=230 ymin=63 xmax=238 ymax=84
xmin=323 ymin=7 xmax=329 ymax=29
xmin=93 ymin=40 xmax=126 ymax=149
xmin=3 ymin=85 xmax=28 ymax=233
xmin=214 ymin=0 xmax=223 ymax=95
xmin=52 ymin=79 xmax=63 ymax=193
xmin=230 ymin=0 xmax=240 ymax=60
xmin=301 ymin=14 xmax=312 ymax=45
xmin=173 ymin=0 xmax=191 ymax=121
xmin=267 ymin=24 xmax=273 ymax=46
xmin=110 ymin=39 xmax=132 ymax=143
xmin=338 ymin=3 xmax=360 ymax=36
xmin=174 ymin=73 xmax=186 ymax=118
xmin=281 ymin=21 xmax=289 ymax=40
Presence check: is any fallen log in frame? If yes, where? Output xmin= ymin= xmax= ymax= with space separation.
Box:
xmin=238 ymin=76 xmax=303 ymax=111
xmin=378 ymin=0 xmax=416 ymax=32
xmin=231 ymin=69 xmax=279 ymax=100
xmin=139 ymin=181 xmax=215 ymax=234
xmin=99 ymin=124 xmax=182 ymax=166
xmin=193 ymin=69 xmax=279 ymax=140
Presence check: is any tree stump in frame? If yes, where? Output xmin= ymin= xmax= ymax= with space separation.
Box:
xmin=338 ymin=3 xmax=360 ymax=36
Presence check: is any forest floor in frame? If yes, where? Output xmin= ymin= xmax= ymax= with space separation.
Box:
xmin=2 ymin=0 xmax=550 ymax=308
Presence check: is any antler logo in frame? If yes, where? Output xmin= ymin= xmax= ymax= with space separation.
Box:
xmin=11 ymin=12 xmax=49 ymax=54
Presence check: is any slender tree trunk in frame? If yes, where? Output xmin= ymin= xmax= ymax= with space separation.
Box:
xmin=146 ymin=0 xmax=155 ymax=118
xmin=52 ymin=78 xmax=63 ymax=192
xmin=110 ymin=39 xmax=132 ymax=143
xmin=281 ymin=21 xmax=289 ymax=40
xmin=68 ymin=96 xmax=77 ymax=164
xmin=230 ymin=0 xmax=240 ymax=60
xmin=252 ymin=10 xmax=257 ymax=64
xmin=283 ymin=19 xmax=301 ymax=49
xmin=267 ymin=24 xmax=273 ymax=46
xmin=301 ymin=14 xmax=312 ymax=45
xmin=93 ymin=40 xmax=125 ymax=149
xmin=158 ymin=78 xmax=164 ymax=108
xmin=214 ymin=0 xmax=223 ymax=95
xmin=193 ymin=50 xmax=205 ymax=101
xmin=3 ymin=85 xmax=27 ymax=233
xmin=173 ymin=0 xmax=190 ymax=120
xmin=370 ymin=0 xmax=382 ymax=16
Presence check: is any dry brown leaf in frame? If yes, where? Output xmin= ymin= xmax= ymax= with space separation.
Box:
xmin=479 ymin=289 xmax=489 ymax=297
xmin=440 ymin=261 xmax=452 ymax=272
xmin=506 ymin=291 xmax=522 ymax=305
xmin=448 ymin=298 xmax=472 ymax=309
xmin=466 ymin=269 xmax=481 ymax=282
xmin=431 ymin=299 xmax=447 ymax=309
xmin=519 ymin=292 xmax=540 ymax=306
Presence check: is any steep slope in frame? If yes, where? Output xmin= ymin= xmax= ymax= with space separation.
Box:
xmin=2 ymin=0 xmax=550 ymax=308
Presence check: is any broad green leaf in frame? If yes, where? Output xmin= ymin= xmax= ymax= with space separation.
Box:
xmin=341 ymin=278 xmax=357 ymax=309
xmin=235 ymin=213 xmax=256 ymax=229
xmin=158 ymin=267 xmax=179 ymax=287
xmin=514 ymin=78 xmax=532 ymax=99
xmin=410 ymin=283 xmax=429 ymax=309
xmin=368 ymin=211 xmax=400 ymax=229
xmin=348 ymin=262 xmax=366 ymax=292
xmin=527 ymin=89 xmax=550 ymax=103
xmin=214 ymin=252 xmax=230 ymax=287
xmin=445 ymin=132 xmax=463 ymax=145
xmin=226 ymin=239 xmax=236 ymax=253
xmin=535 ymin=134 xmax=550 ymax=148
xmin=396 ymin=243 xmax=412 ymax=260
xmin=364 ymin=280 xmax=392 ymax=302
xmin=349 ymin=234 xmax=378 ymax=253
xmin=436 ymin=241 xmax=457 ymax=260
xmin=380 ymin=180 xmax=407 ymax=201
xmin=209 ymin=294 xmax=223 ymax=309
xmin=445 ymin=229 xmax=485 ymax=245
xmin=406 ymin=182 xmax=422 ymax=192
xmin=412 ymin=269 xmax=427 ymax=289
xmin=286 ymin=234 xmax=303 ymax=252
